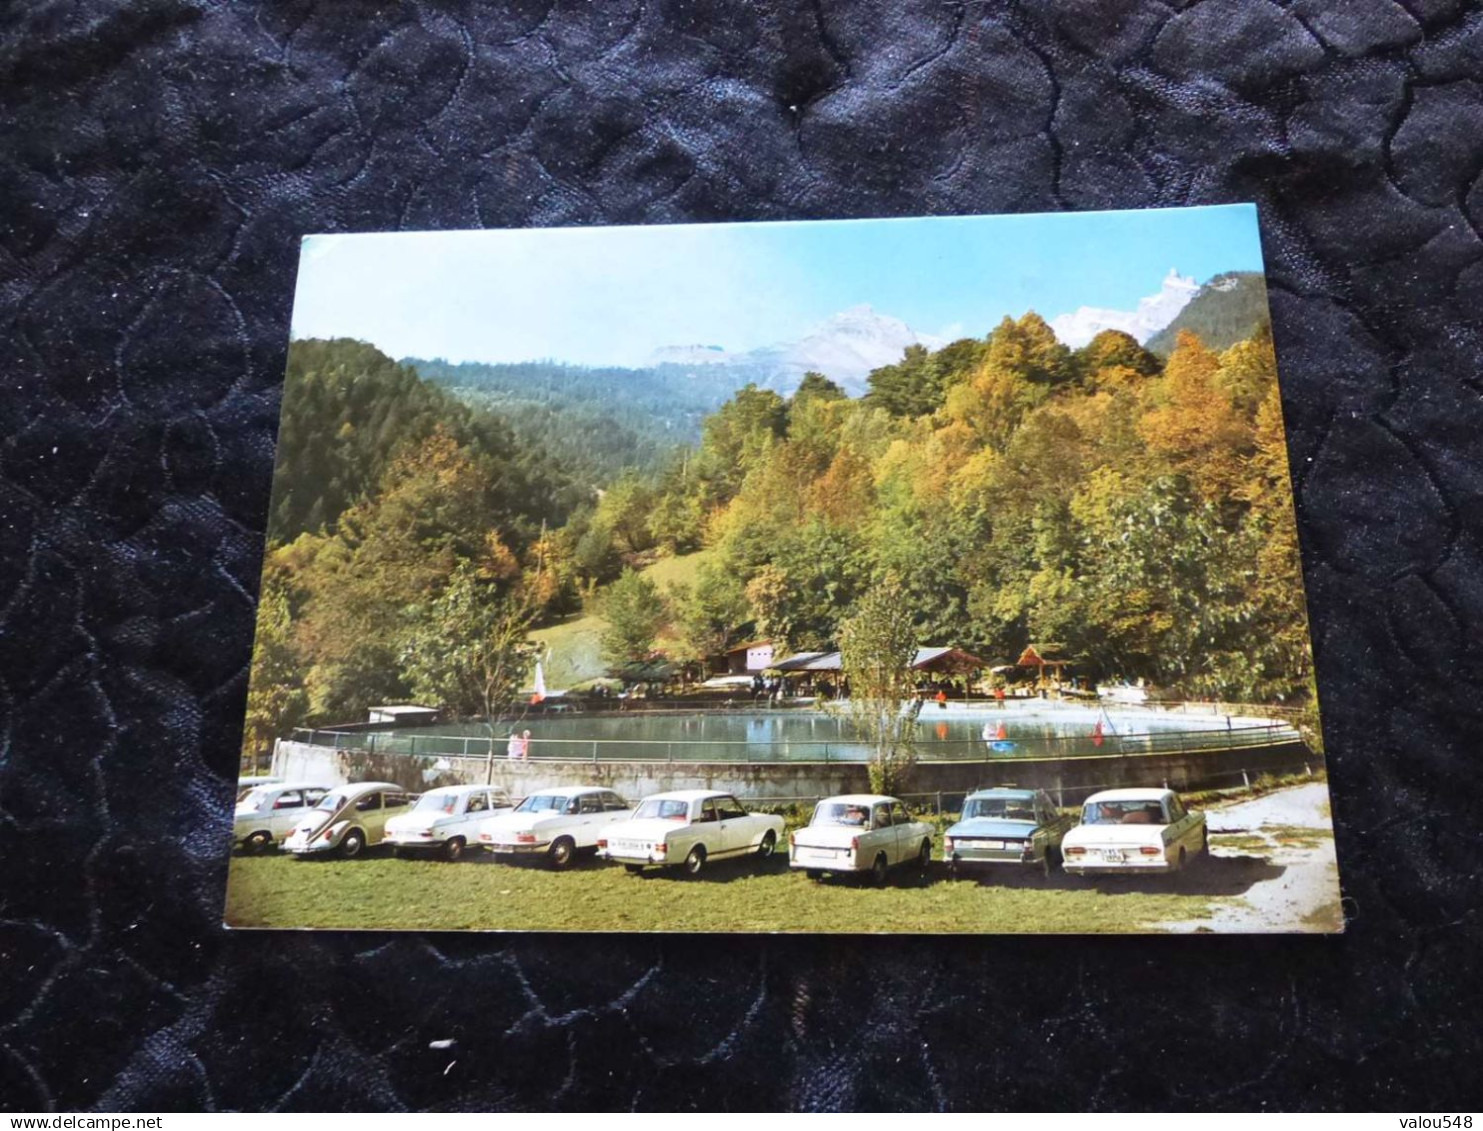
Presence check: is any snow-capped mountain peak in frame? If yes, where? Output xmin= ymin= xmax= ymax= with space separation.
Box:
xmin=1048 ymin=269 xmax=1200 ymax=348
xmin=650 ymin=304 xmax=943 ymax=394
xmin=781 ymin=305 xmax=943 ymax=388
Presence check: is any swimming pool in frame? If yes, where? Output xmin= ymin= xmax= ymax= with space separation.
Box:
xmin=301 ymin=703 xmax=1297 ymax=764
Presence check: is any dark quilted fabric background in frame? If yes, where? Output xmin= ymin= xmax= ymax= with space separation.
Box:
xmin=3 ymin=0 xmax=1482 ymax=1112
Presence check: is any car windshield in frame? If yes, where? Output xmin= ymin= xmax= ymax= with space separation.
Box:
xmin=236 ymin=787 xmax=274 ymax=810
xmin=634 ymin=799 xmax=690 ymax=821
xmin=812 ymin=801 xmax=871 ymax=828
xmin=413 ymin=793 xmax=460 ymax=814
xmin=963 ymin=797 xmax=1037 ymax=821
xmin=515 ymin=794 xmax=568 ymax=813
xmin=1083 ymin=800 xmax=1166 ymax=825
xmin=315 ymin=792 xmax=351 ymax=811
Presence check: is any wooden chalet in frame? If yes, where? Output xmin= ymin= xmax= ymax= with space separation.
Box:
xmin=1016 ymin=643 xmax=1074 ymax=689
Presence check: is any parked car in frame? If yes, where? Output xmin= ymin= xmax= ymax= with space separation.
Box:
xmin=477 ymin=786 xmax=632 ymax=869
xmin=233 ymin=781 xmax=331 ymax=852
xmin=1061 ymin=787 xmax=1207 ymax=877
xmin=942 ymin=788 xmax=1074 ymax=878
xmin=235 ymin=775 xmax=282 ymax=804
xmin=789 ymin=794 xmax=935 ymax=884
xmin=283 ymin=781 xmax=418 ymax=858
xmin=597 ymin=790 xmax=784 ymax=876
xmin=384 ymin=784 xmax=513 ymax=861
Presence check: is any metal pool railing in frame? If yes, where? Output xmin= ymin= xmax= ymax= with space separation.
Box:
xmin=288 ymin=721 xmax=1301 ymax=764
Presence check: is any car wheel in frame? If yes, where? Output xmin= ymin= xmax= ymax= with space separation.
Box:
xmin=623 ymin=863 xmax=645 ymax=874
xmin=805 ymin=869 xmax=823 ymax=881
xmin=756 ymin=831 xmax=777 ymax=859
xmin=442 ymin=837 xmax=466 ymax=863
xmin=339 ymin=829 xmax=366 ymax=859
xmin=244 ymin=831 xmax=273 ymax=854
xmin=548 ymin=836 xmax=576 ymax=870
xmin=870 ymin=853 xmax=888 ymax=886
xmin=917 ymin=840 xmax=932 ymax=871
xmin=683 ymin=845 xmax=706 ymax=877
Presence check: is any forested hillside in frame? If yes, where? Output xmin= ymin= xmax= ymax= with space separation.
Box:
xmin=246 ymin=340 xmax=592 ymax=754
xmin=1145 ymin=272 xmax=1269 ymax=356
xmin=407 ymin=357 xmax=736 ymax=489
xmin=565 ymin=313 xmax=1313 ymax=705
xmin=270 ymin=340 xmax=583 ymax=542
xmin=247 ymin=312 xmax=1315 ymax=757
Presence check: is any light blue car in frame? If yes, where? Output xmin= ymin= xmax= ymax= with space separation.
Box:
xmin=943 ymin=788 xmax=1074 ymax=879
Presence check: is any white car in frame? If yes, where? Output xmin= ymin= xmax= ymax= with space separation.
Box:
xmin=282 ymin=781 xmax=418 ymax=858
xmin=597 ymin=789 xmax=785 ymax=876
xmin=384 ymin=784 xmax=513 ymax=861
xmin=233 ymin=781 xmax=331 ymax=852
xmin=789 ymin=794 xmax=935 ymax=884
xmin=235 ymin=775 xmax=282 ymax=803
xmin=477 ymin=786 xmax=632 ymax=869
xmin=1061 ymin=787 xmax=1207 ymax=877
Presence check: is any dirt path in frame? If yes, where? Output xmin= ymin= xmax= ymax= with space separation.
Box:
xmin=1163 ymin=781 xmax=1344 ymax=934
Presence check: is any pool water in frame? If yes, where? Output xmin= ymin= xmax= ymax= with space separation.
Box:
xmin=340 ymin=704 xmax=1294 ymax=764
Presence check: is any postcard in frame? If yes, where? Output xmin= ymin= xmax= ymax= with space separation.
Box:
xmin=225 ymin=205 xmax=1341 ymax=934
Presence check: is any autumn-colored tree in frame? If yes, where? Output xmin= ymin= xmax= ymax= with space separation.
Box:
xmin=984 ymin=312 xmax=1075 ymax=387
xmin=1139 ymin=330 xmax=1251 ymax=503
xmin=808 ymin=446 xmax=876 ymax=526
xmin=744 ymin=563 xmax=792 ymax=647
xmin=1239 ymin=385 xmax=1315 ymax=705
xmin=241 ymin=574 xmax=309 ymax=771
xmin=401 ymin=564 xmax=539 ymax=740
xmin=288 ymin=428 xmax=529 ymax=721
xmin=670 ymin=564 xmax=750 ymax=668
xmin=940 ymin=361 xmax=1049 ymax=453
xmin=1215 ymin=320 xmax=1278 ymax=417
xmin=694 ymin=383 xmax=788 ymax=503
xmin=839 ymin=577 xmax=919 ymax=795
xmin=1074 ymin=329 xmax=1161 ymax=386
xmin=599 ymin=569 xmax=668 ymax=667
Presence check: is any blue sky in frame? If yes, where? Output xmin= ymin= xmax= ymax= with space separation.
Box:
xmin=290 ymin=204 xmax=1265 ymax=367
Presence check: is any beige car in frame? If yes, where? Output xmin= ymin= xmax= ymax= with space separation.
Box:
xmin=789 ymin=794 xmax=935 ymax=884
xmin=283 ymin=781 xmax=417 ymax=858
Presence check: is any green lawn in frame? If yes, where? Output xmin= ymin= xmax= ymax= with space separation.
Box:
xmin=531 ymin=549 xmax=714 ymax=688
xmin=224 ymin=839 xmax=1229 ymax=934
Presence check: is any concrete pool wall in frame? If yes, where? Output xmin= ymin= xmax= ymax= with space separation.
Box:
xmin=271 ymin=734 xmax=1318 ymax=806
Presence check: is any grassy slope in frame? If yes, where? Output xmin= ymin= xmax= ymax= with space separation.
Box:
xmin=532 ymin=549 xmax=712 ymax=688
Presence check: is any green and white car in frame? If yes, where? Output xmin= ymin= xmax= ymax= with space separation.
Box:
xmin=283 ymin=781 xmax=418 ymax=859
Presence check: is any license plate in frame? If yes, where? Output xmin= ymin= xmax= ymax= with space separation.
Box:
xmin=981 ymin=839 xmax=1005 ymax=850
xmin=613 ymin=840 xmax=646 ymax=854
xmin=1101 ymin=849 xmax=1124 ymax=862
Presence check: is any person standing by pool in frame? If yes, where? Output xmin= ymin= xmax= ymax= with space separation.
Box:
xmin=506 ymin=731 xmax=521 ymax=761
xmin=517 ymin=730 xmax=532 ymax=760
